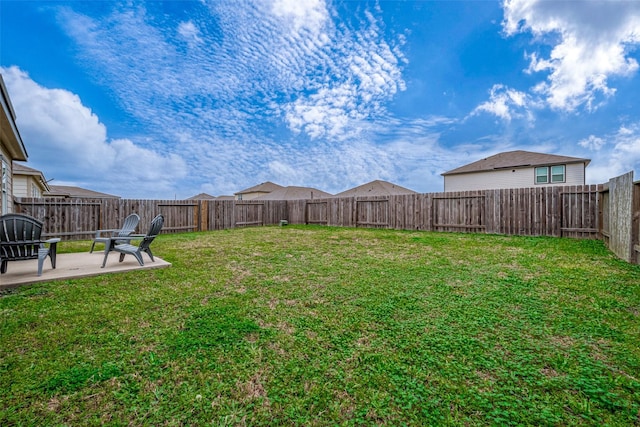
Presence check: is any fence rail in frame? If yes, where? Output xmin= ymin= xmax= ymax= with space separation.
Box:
xmin=13 ymin=173 xmax=640 ymax=264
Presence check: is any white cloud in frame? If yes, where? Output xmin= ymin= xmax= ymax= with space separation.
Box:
xmin=43 ymin=0 xmax=410 ymax=198
xmin=579 ymin=135 xmax=606 ymax=151
xmin=280 ymin=10 xmax=406 ymax=140
xmin=1 ymin=66 xmax=187 ymax=198
xmin=579 ymin=124 xmax=640 ymax=184
xmin=48 ymin=0 xmax=406 ymax=192
xmin=285 ymin=83 xmax=359 ymax=139
xmin=54 ymin=0 xmax=405 ymax=145
xmin=270 ymin=0 xmax=329 ymax=34
xmin=503 ymin=0 xmax=640 ymax=111
xmin=2 ymin=66 xmax=111 ymax=167
xmin=471 ymin=84 xmax=534 ymax=121
xmin=177 ymin=21 xmax=202 ymax=45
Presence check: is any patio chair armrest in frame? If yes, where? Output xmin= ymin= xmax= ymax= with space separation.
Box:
xmin=94 ymin=229 xmax=119 ymax=238
xmin=111 ymin=234 xmax=145 ymax=244
xmin=41 ymin=238 xmax=60 ymax=252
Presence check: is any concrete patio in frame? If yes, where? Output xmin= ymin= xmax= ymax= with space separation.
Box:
xmin=1 ymin=251 xmax=171 ymax=289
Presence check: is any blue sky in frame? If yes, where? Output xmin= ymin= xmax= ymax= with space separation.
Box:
xmin=1 ymin=0 xmax=639 ymax=199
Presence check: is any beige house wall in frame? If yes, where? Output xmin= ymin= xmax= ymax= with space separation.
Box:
xmin=13 ymin=175 xmax=44 ymax=198
xmin=444 ymin=163 xmax=586 ymax=191
xmin=12 ymin=174 xmax=28 ymax=197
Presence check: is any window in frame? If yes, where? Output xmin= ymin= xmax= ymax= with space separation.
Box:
xmin=1 ymin=157 xmax=8 ymax=214
xmin=535 ymin=167 xmax=549 ymax=184
xmin=535 ymin=165 xmax=566 ymax=185
xmin=551 ymin=165 xmax=565 ymax=183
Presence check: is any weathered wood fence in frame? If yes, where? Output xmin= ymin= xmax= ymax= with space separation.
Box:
xmin=13 ymin=173 xmax=640 ymax=264
xmin=286 ymin=185 xmax=602 ymax=239
xmin=600 ymin=172 xmax=640 ymax=264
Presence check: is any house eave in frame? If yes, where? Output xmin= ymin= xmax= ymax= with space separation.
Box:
xmin=0 ymin=75 xmax=28 ymax=161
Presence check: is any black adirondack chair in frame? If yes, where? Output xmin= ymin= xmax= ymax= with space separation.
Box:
xmin=101 ymin=214 xmax=164 ymax=268
xmin=90 ymin=213 xmax=140 ymax=253
xmin=0 ymin=214 xmax=61 ymax=276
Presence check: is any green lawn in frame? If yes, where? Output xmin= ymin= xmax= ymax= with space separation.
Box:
xmin=1 ymin=226 xmax=639 ymax=426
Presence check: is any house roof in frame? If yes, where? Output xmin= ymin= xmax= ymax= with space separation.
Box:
xmin=334 ymin=180 xmax=417 ymax=197
xmin=12 ymin=162 xmax=51 ymax=192
xmin=186 ymin=192 xmax=216 ymax=200
xmin=441 ymin=150 xmax=591 ymax=176
xmin=1 ymin=74 xmax=27 ymax=161
xmin=235 ymin=181 xmax=283 ymax=195
xmin=253 ymin=186 xmax=332 ymax=200
xmin=45 ymin=185 xmax=120 ymax=199
xmin=12 ymin=163 xmax=39 ymax=174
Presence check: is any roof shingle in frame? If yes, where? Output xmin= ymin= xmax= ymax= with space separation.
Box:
xmin=235 ymin=181 xmax=283 ymax=195
xmin=334 ymin=180 xmax=417 ymax=197
xmin=442 ymin=150 xmax=590 ymax=176
xmin=253 ymin=186 xmax=332 ymax=200
xmin=45 ymin=185 xmax=120 ymax=199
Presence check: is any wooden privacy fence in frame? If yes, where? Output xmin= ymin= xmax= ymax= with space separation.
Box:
xmin=13 ymin=198 xmax=202 ymax=240
xmin=13 ymin=173 xmax=640 ymax=264
xmin=288 ymin=185 xmax=602 ymax=238
xmin=600 ymin=171 xmax=640 ymax=264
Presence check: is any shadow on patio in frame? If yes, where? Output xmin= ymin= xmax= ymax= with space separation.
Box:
xmin=1 ymin=252 xmax=171 ymax=289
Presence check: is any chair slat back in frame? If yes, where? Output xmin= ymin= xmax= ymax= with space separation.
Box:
xmin=0 ymin=214 xmax=44 ymax=261
xmin=139 ymin=215 xmax=164 ymax=251
xmin=116 ymin=213 xmax=140 ymax=237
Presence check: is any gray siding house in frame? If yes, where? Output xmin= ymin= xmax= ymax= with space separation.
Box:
xmin=442 ymin=150 xmax=590 ymax=192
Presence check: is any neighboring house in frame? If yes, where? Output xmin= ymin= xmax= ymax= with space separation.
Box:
xmin=12 ymin=163 xmax=50 ymax=198
xmin=234 ymin=181 xmax=283 ymax=200
xmin=441 ymin=150 xmax=591 ymax=192
xmin=334 ymin=180 xmax=417 ymax=197
xmin=0 ymin=74 xmax=28 ymax=214
xmin=187 ymin=193 xmax=216 ymax=200
xmin=45 ymin=185 xmax=120 ymax=199
xmin=253 ymin=186 xmax=332 ymax=200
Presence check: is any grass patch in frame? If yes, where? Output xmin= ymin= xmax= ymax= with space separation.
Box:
xmin=1 ymin=226 xmax=639 ymax=425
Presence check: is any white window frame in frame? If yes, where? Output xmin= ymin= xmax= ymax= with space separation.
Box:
xmin=551 ymin=165 xmax=566 ymax=183
xmin=535 ymin=166 xmax=549 ymax=184
xmin=535 ymin=165 xmax=566 ymax=185
xmin=1 ymin=157 xmax=8 ymax=214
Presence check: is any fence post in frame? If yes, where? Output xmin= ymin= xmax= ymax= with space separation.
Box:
xmin=198 ymin=200 xmax=207 ymax=232
xmin=633 ymin=180 xmax=640 ymax=264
